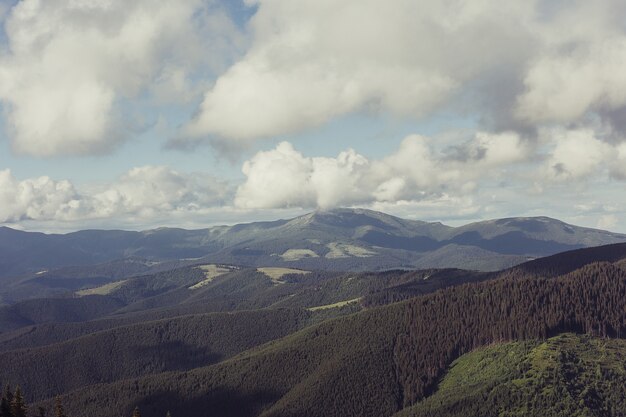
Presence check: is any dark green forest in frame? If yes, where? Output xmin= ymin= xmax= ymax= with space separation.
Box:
xmin=2 ymin=243 xmax=626 ymax=416
xmin=0 ymin=387 xmax=157 ymax=417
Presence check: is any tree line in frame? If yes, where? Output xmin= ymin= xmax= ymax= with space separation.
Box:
xmin=0 ymin=385 xmax=65 ymax=417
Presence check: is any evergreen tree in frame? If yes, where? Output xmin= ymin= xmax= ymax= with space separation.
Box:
xmin=2 ymin=386 xmax=11 ymax=403
xmin=10 ymin=387 xmax=26 ymax=417
xmin=131 ymin=406 xmax=141 ymax=417
xmin=54 ymin=397 xmax=66 ymax=417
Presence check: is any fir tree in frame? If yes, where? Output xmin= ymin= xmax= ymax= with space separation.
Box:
xmin=54 ymin=397 xmax=66 ymax=417
xmin=10 ymin=387 xmax=26 ymax=417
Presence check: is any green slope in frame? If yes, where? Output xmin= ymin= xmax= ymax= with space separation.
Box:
xmin=396 ymin=333 xmax=626 ymax=417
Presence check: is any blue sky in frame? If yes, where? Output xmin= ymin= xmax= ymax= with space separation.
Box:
xmin=1 ymin=0 xmax=626 ymax=232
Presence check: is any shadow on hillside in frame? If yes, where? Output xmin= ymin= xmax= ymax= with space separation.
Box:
xmin=133 ymin=387 xmax=281 ymax=417
xmin=131 ymin=341 xmax=223 ymax=372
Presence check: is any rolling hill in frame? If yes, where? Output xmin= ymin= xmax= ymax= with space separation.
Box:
xmin=1 ymin=242 xmax=626 ymax=416
xmin=20 ymin=257 xmax=626 ymax=417
xmin=0 ymin=265 xmax=488 ymax=334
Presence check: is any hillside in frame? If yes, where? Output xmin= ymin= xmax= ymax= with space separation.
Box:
xmin=0 ymin=265 xmax=488 ymax=335
xmin=0 ymin=295 xmax=125 ymax=333
xmin=2 ymin=209 xmax=625 ymax=304
xmin=396 ymin=333 xmax=626 ymax=417
xmin=20 ymin=257 xmax=626 ymax=417
xmin=0 ymin=243 xmax=626 ymax=417
xmin=0 ymin=309 xmax=312 ymax=402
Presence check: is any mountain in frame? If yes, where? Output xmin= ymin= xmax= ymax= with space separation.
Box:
xmin=1 ymin=243 xmax=626 ymax=416
xmin=17 ymin=253 xmax=626 ymax=417
xmin=2 ymin=209 xmax=625 ymax=304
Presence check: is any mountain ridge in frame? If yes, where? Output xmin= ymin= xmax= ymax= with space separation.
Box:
xmin=1 ymin=208 xmax=625 ymax=305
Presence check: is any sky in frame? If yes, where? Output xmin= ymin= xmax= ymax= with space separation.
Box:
xmin=1 ymin=0 xmax=626 ymax=233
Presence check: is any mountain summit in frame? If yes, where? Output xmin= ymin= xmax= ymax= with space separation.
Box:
xmin=1 ymin=209 xmax=624 ymax=283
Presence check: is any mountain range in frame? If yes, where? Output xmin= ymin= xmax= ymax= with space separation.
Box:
xmin=1 ymin=241 xmax=626 ymax=417
xmin=2 ymin=208 xmax=625 ymax=304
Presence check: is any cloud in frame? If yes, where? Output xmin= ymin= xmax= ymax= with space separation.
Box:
xmin=542 ymin=129 xmax=612 ymax=181
xmin=609 ymin=142 xmax=626 ymax=180
xmin=235 ymin=127 xmax=626 ymax=213
xmin=177 ymin=0 xmax=626 ymax=148
xmin=234 ymin=142 xmax=372 ymax=208
xmin=90 ymin=166 xmax=229 ymax=218
xmin=0 ymin=0 xmax=242 ymax=156
xmin=235 ymin=131 xmax=531 ymax=209
xmin=3 ymin=129 xmax=626 ymax=231
xmin=515 ymin=40 xmax=626 ymax=124
xmin=516 ymin=2 xmax=626 ymax=125
xmin=182 ymin=0 xmax=536 ymax=146
xmin=0 ymin=166 xmax=229 ymax=224
xmin=3 ymin=0 xmax=626 ymax=157
xmin=0 ymin=169 xmax=83 ymax=222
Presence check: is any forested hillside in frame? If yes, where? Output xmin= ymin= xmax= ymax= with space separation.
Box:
xmin=1 ymin=243 xmax=626 ymax=417
xmin=0 ymin=265 xmax=489 ymax=334
xmin=14 ymin=259 xmax=626 ymax=417
xmin=395 ymin=333 xmax=626 ymax=417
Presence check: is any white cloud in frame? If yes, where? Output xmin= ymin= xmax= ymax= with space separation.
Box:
xmin=0 ymin=0 xmax=242 ymax=156
xmin=516 ymin=2 xmax=626 ymax=124
xmin=0 ymin=166 xmax=229 ymax=224
xmin=183 ymin=0 xmax=536 ymax=145
xmin=91 ymin=166 xmax=228 ymax=218
xmin=180 ymin=0 xmax=626 ymax=147
xmin=235 ymin=127 xmax=626 ymax=214
xmin=542 ymin=129 xmax=612 ymax=181
xmin=516 ymin=39 xmax=626 ymax=123
xmin=235 ymin=132 xmax=531 ymax=209
xmin=0 ymin=2 xmax=11 ymax=23
xmin=4 ymin=127 xmax=626 ymax=231
xmin=1 ymin=0 xmax=625 ymax=157
xmin=3 ymin=1 xmax=626 ymax=232
xmin=468 ymin=132 xmax=532 ymax=166
xmin=0 ymin=169 xmax=83 ymax=222
xmin=3 ymin=0 xmax=626 ymax=156
xmin=234 ymin=142 xmax=316 ymax=209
